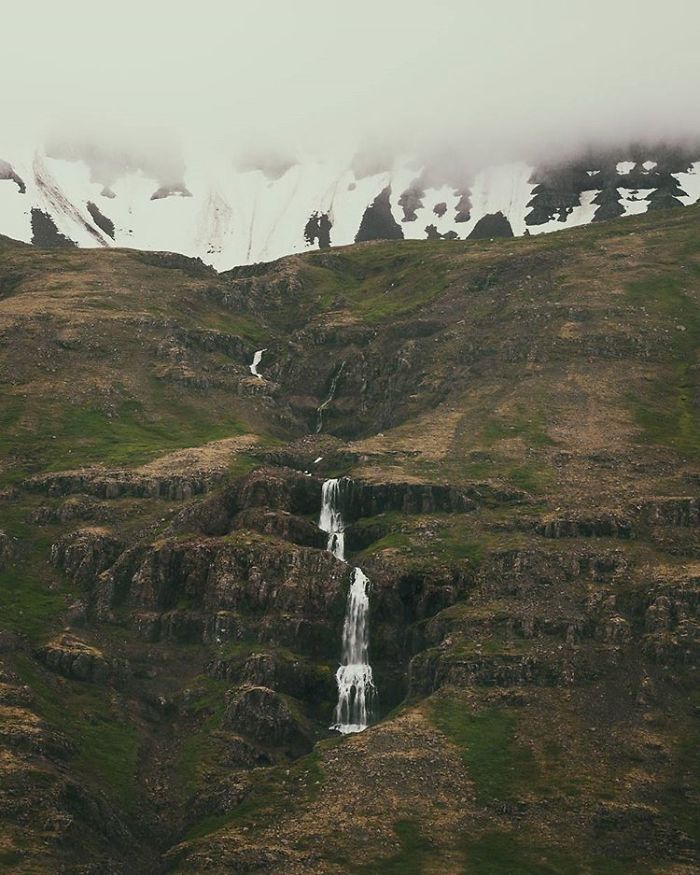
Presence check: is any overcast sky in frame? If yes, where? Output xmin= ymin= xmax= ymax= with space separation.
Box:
xmin=5 ymin=0 xmax=700 ymax=167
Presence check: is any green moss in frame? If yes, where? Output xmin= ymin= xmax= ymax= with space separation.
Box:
xmin=657 ymin=721 xmax=700 ymax=843
xmin=0 ymin=393 xmax=249 ymax=484
xmin=626 ymin=270 xmax=700 ymax=456
xmin=428 ymin=698 xmax=540 ymax=804
xmin=360 ymin=531 xmax=413 ymax=554
xmin=185 ymin=750 xmax=324 ymax=840
xmin=0 ymin=568 xmax=67 ymax=641
xmin=227 ymin=451 xmax=262 ymax=477
xmin=357 ymin=819 xmax=433 ymax=874
xmin=462 ymin=832 xmax=637 ymax=875
xmin=299 ymin=245 xmax=453 ymax=324
xmin=480 ymin=407 xmax=554 ymax=449
xmin=175 ymin=676 xmax=231 ymax=797
xmin=507 ymin=461 xmax=553 ymax=495
xmin=12 ymin=655 xmax=140 ymax=809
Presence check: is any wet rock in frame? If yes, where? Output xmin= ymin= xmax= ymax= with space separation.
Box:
xmin=592 ymin=187 xmax=624 ymax=222
xmin=86 ymin=201 xmax=115 ymax=239
xmin=210 ymin=650 xmax=334 ymax=704
xmin=222 ymin=685 xmax=313 ymax=756
xmin=335 ymin=478 xmax=477 ymax=519
xmin=30 ymin=208 xmax=76 ymax=248
xmin=304 ymin=212 xmax=332 ymax=248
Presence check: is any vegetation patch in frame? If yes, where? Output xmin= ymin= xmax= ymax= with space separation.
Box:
xmin=428 ymin=697 xmax=540 ymax=804
xmin=185 ymin=750 xmax=324 ymax=841
xmin=356 ymin=513 xmax=484 ymax=567
xmin=357 ymin=818 xmax=434 ymax=874
xmin=0 ymin=568 xmax=67 ymax=640
xmin=0 ymin=394 xmax=248 ymax=484
xmin=301 ymin=244 xmax=454 ymax=324
xmin=626 ymin=269 xmax=700 ymax=456
xmin=12 ymin=655 xmax=141 ymax=809
xmin=480 ymin=406 xmax=554 ymax=449
xmin=462 ymin=831 xmax=637 ymax=875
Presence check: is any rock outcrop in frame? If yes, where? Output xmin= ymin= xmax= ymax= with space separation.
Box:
xmin=38 ymin=634 xmax=130 ymax=683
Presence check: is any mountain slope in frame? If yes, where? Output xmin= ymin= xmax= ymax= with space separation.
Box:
xmin=1 ymin=143 xmax=700 ymax=267
xmin=0 ymin=205 xmax=698 ymax=873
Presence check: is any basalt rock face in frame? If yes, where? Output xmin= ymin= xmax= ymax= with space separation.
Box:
xmin=50 ymin=527 xmax=125 ymax=588
xmin=642 ymin=497 xmax=700 ymax=527
xmin=355 ymin=186 xmax=404 ymax=243
xmin=341 ymin=479 xmax=477 ymax=518
xmin=230 ymin=467 xmax=322 ymax=515
xmin=30 ymin=208 xmax=76 ymax=248
xmin=39 ymin=633 xmax=130 ymax=683
xmin=468 ymin=211 xmax=514 ymax=239
xmin=230 ymin=508 xmax=327 ymax=549
xmin=94 ymin=535 xmax=349 ymax=655
xmin=26 ymin=468 xmax=216 ymax=500
xmin=222 ymin=685 xmax=314 ymax=757
xmin=536 ymin=513 xmax=633 ymax=539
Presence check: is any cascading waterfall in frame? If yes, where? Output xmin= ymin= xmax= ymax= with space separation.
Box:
xmin=318 ymin=478 xmax=375 ymax=733
xmin=316 ymin=361 xmax=345 ymax=433
xmin=249 ymin=348 xmax=267 ymax=379
xmin=319 ymin=478 xmax=346 ymax=561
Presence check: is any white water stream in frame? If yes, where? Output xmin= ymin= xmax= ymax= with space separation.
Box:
xmin=316 ymin=362 xmax=345 ymax=433
xmin=318 ymin=478 xmax=375 ymax=733
xmin=249 ymin=348 xmax=267 ymax=379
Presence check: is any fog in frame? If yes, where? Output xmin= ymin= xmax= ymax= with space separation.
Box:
xmin=4 ymin=0 xmax=700 ymax=176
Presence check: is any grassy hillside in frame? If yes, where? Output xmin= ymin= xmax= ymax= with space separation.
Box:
xmin=0 ymin=207 xmax=698 ymax=873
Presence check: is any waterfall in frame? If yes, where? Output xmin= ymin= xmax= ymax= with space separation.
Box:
xmin=333 ymin=567 xmax=374 ymax=733
xmin=316 ymin=361 xmax=345 ymax=433
xmin=318 ymin=478 xmax=375 ymax=734
xmin=249 ymin=348 xmax=267 ymax=379
xmin=319 ymin=478 xmax=346 ymax=561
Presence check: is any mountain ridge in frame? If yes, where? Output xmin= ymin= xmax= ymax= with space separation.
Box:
xmin=1 ymin=142 xmax=700 ymax=268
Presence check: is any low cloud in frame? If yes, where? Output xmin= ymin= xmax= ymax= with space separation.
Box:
xmin=4 ymin=0 xmax=700 ymax=174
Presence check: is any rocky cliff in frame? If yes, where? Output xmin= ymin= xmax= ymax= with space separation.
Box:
xmin=0 ymin=204 xmax=698 ymax=873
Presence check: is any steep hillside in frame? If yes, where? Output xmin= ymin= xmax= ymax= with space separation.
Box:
xmin=0 ymin=205 xmax=698 ymax=873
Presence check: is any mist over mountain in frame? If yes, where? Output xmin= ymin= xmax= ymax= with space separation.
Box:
xmin=2 ymin=2 xmax=700 ymax=265
xmin=5 ymin=1 xmax=700 ymax=159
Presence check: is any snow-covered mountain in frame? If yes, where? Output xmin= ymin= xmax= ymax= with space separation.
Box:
xmin=1 ymin=144 xmax=699 ymax=268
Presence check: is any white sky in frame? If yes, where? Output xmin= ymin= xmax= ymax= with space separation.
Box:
xmin=4 ymin=0 xmax=700 ymax=166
